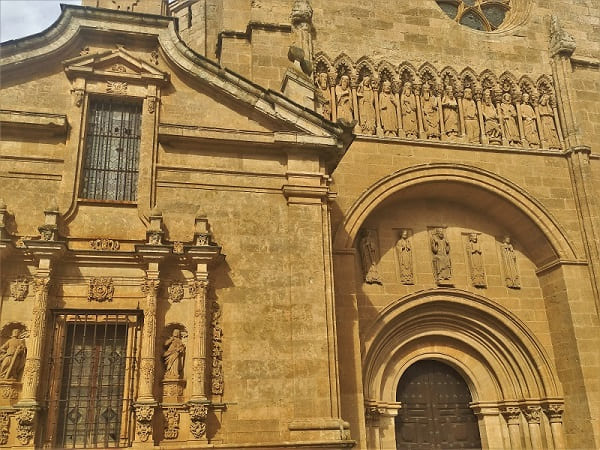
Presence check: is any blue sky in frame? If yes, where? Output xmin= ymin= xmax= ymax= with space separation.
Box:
xmin=1 ymin=0 xmax=82 ymax=43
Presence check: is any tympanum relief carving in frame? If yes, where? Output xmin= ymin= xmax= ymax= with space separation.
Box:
xmin=314 ymin=55 xmax=564 ymax=150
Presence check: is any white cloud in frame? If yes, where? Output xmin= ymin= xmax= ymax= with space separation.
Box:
xmin=1 ymin=0 xmax=82 ymax=43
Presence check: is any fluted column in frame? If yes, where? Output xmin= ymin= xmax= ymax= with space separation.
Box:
xmin=501 ymin=406 xmax=522 ymax=450
xmin=190 ymin=278 xmax=209 ymax=402
xmin=544 ymin=403 xmax=565 ymax=450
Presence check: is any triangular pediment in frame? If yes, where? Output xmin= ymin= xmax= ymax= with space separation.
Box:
xmin=63 ymin=47 xmax=169 ymax=85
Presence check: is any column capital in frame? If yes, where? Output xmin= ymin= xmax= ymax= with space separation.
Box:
xmin=543 ymin=402 xmax=564 ymax=423
xmin=500 ymin=406 xmax=521 ymax=424
xmin=521 ymin=405 xmax=542 ymax=424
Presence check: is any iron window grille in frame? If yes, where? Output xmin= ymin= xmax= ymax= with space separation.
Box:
xmin=80 ymin=98 xmax=142 ymax=202
xmin=45 ymin=311 xmax=141 ymax=448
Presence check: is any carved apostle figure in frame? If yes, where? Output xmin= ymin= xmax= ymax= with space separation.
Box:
xmin=466 ymin=233 xmax=486 ymax=287
xmin=359 ymin=229 xmax=382 ymax=284
xmin=335 ymin=75 xmax=354 ymax=123
xmin=481 ymin=89 xmax=502 ymax=144
xmin=315 ymin=72 xmax=331 ymax=120
xmin=357 ymin=76 xmax=376 ymax=135
xmin=401 ymin=82 xmax=418 ymax=138
xmin=163 ymin=329 xmax=186 ymax=379
xmin=501 ymin=236 xmax=520 ymax=288
xmin=442 ymin=84 xmax=460 ymax=138
xmin=379 ymin=81 xmax=398 ymax=137
xmin=0 ymin=330 xmax=26 ymax=380
xmin=539 ymin=94 xmax=561 ymax=149
xmin=521 ymin=93 xmax=540 ymax=148
xmin=421 ymin=82 xmax=440 ymax=139
xmin=431 ymin=228 xmax=452 ymax=284
xmin=463 ymin=88 xmax=480 ymax=143
xmin=396 ymin=230 xmax=414 ymax=284
xmin=500 ymin=93 xmax=521 ymax=145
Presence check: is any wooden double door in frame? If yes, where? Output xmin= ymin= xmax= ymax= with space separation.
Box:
xmin=395 ymin=360 xmax=482 ymax=450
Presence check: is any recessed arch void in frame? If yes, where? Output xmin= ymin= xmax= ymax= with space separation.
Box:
xmin=333 ymin=163 xmax=579 ymax=268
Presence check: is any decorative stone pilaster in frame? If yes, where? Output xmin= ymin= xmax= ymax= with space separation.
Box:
xmin=501 ymin=406 xmax=522 ymax=450
xmin=138 ymin=277 xmax=160 ymax=403
xmin=189 ymin=279 xmax=209 ymax=402
xmin=522 ymin=405 xmax=543 ymax=450
xmin=544 ymin=402 xmax=565 ymax=450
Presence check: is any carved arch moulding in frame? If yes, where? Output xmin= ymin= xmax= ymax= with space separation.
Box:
xmin=313 ymin=52 xmax=565 ymax=151
xmin=333 ymin=163 xmax=580 ymax=269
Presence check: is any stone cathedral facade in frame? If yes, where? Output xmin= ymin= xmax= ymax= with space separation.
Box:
xmin=0 ymin=0 xmax=599 ymax=448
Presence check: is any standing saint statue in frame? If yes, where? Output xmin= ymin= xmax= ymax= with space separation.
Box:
xmin=163 ymin=329 xmax=186 ymax=379
xmin=0 ymin=329 xmax=26 ymax=380
xmin=538 ymin=94 xmax=561 ymax=149
xmin=466 ymin=233 xmax=486 ymax=287
xmin=500 ymin=93 xmax=521 ymax=145
xmin=379 ymin=81 xmax=398 ymax=137
xmin=431 ymin=228 xmax=452 ymax=285
xmin=501 ymin=236 xmax=520 ymax=288
xmin=441 ymin=84 xmax=459 ymax=138
xmin=401 ymin=82 xmax=418 ymax=138
xmin=357 ymin=76 xmax=376 ymax=135
xmin=359 ymin=229 xmax=382 ymax=284
xmin=315 ymin=72 xmax=331 ymax=120
xmin=421 ymin=82 xmax=440 ymax=139
xmin=396 ymin=230 xmax=414 ymax=284
xmin=521 ymin=93 xmax=540 ymax=148
xmin=335 ymin=75 xmax=354 ymax=123
xmin=481 ymin=89 xmax=502 ymax=144
xmin=463 ymin=88 xmax=480 ymax=144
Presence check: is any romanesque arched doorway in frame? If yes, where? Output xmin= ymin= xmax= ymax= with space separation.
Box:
xmin=395 ymin=360 xmax=482 ymax=450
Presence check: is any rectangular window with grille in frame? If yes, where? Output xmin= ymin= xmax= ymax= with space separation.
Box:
xmin=80 ymin=98 xmax=142 ymax=202
xmin=46 ymin=312 xmax=140 ymax=448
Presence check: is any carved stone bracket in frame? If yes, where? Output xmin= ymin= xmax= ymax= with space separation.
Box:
xmin=550 ymin=15 xmax=576 ymax=57
xmin=188 ymin=403 xmax=209 ymax=439
xmin=15 ymin=408 xmax=35 ymax=445
xmin=134 ymin=404 xmax=155 ymax=442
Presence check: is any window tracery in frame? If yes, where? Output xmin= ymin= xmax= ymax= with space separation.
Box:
xmin=436 ymin=0 xmax=512 ymax=31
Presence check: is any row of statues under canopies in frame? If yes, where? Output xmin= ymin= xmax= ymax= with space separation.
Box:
xmin=315 ymin=72 xmax=563 ymax=150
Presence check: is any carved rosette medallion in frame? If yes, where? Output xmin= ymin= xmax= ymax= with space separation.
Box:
xmin=168 ymin=282 xmax=185 ymax=303
xmin=189 ymin=404 xmax=208 ymax=439
xmin=0 ymin=412 xmax=9 ymax=445
xmin=10 ymin=278 xmax=29 ymax=302
xmin=522 ymin=405 xmax=542 ymax=424
xmin=15 ymin=408 xmax=35 ymax=445
xmin=135 ymin=405 xmax=154 ymax=442
xmin=88 ymin=277 xmax=114 ymax=302
xmin=89 ymin=239 xmax=120 ymax=251
xmin=164 ymin=408 xmax=180 ymax=440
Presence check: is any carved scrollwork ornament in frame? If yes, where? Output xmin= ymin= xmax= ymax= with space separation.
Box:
xmin=173 ymin=241 xmax=184 ymax=254
xmin=73 ymin=89 xmax=84 ymax=107
xmin=0 ymin=412 xmax=9 ymax=445
xmin=164 ymin=408 xmax=180 ymax=439
xmin=135 ymin=405 xmax=154 ymax=442
xmin=106 ymin=80 xmax=128 ymax=94
xmin=189 ymin=404 xmax=209 ymax=439
xmin=10 ymin=277 xmax=29 ymax=302
xmin=88 ymin=277 xmax=114 ymax=302
xmin=168 ymin=282 xmax=185 ymax=303
xmin=15 ymin=408 xmax=35 ymax=445
xmin=147 ymin=96 xmax=157 ymax=114
xmin=150 ymin=50 xmax=159 ymax=66
xmin=189 ymin=280 xmax=209 ymax=297
xmin=32 ymin=276 xmax=50 ymax=296
xmin=89 ymin=238 xmax=120 ymax=251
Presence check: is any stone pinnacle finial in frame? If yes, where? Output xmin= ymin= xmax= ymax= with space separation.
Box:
xmin=550 ymin=15 xmax=576 ymax=57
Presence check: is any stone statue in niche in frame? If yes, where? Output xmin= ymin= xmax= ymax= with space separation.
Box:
xmin=163 ymin=329 xmax=185 ymax=379
xmin=463 ymin=88 xmax=480 ymax=143
xmin=401 ymin=82 xmax=418 ymax=138
xmin=315 ymin=72 xmax=331 ymax=120
xmin=501 ymin=236 xmax=520 ymax=289
xmin=538 ymin=94 xmax=561 ymax=149
xmin=500 ymin=93 xmax=521 ymax=145
xmin=442 ymin=84 xmax=460 ymax=138
xmin=521 ymin=93 xmax=540 ymax=148
xmin=336 ymin=75 xmax=354 ymax=123
xmin=379 ymin=81 xmax=398 ymax=137
xmin=359 ymin=229 xmax=382 ymax=285
xmin=396 ymin=230 xmax=414 ymax=285
xmin=421 ymin=82 xmax=440 ymax=139
xmin=430 ymin=228 xmax=453 ymax=285
xmin=481 ymin=89 xmax=502 ymax=145
xmin=466 ymin=233 xmax=486 ymax=287
xmin=0 ymin=330 xmax=26 ymax=380
xmin=357 ymin=76 xmax=376 ymax=135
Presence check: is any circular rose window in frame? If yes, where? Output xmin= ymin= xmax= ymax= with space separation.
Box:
xmin=436 ymin=0 xmax=513 ymax=31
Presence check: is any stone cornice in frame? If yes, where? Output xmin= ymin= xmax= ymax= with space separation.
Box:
xmin=0 ymin=110 xmax=68 ymax=137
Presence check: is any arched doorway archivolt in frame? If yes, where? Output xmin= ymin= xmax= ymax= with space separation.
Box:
xmin=362 ymin=288 xmax=565 ymax=450
xmin=333 ymin=163 xmax=580 ymax=267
